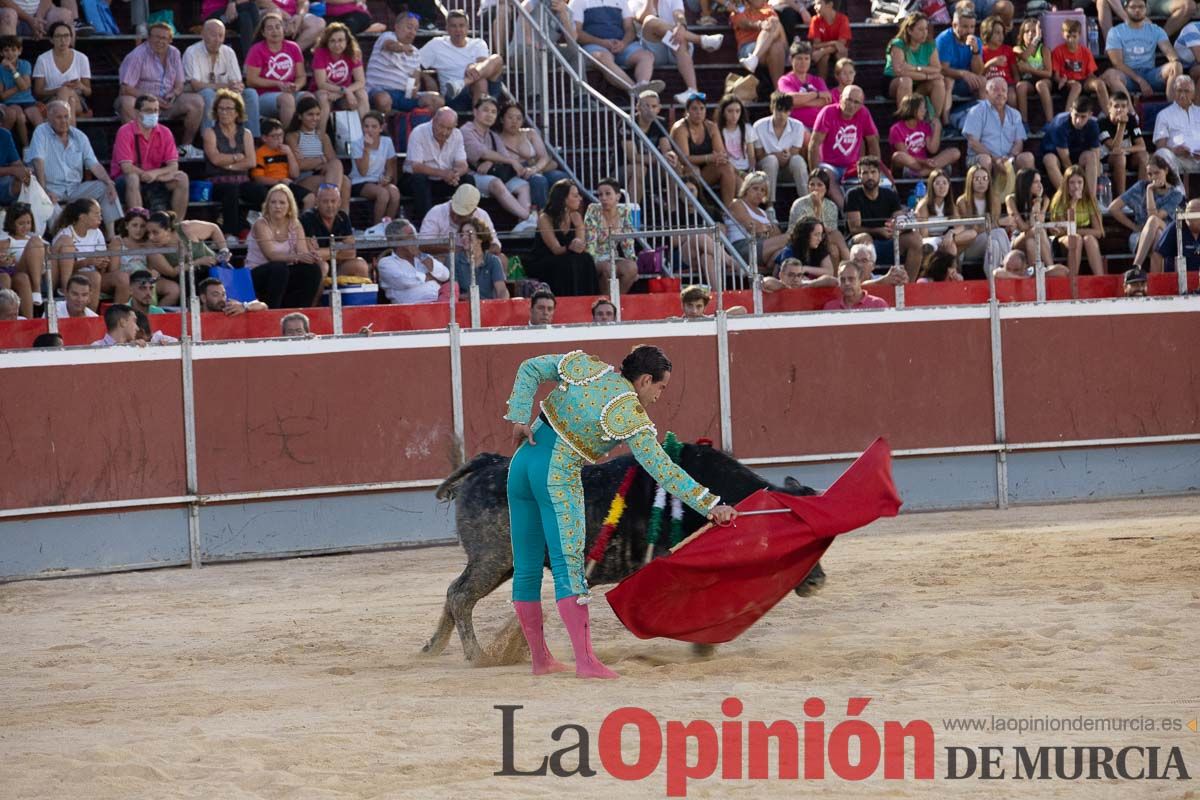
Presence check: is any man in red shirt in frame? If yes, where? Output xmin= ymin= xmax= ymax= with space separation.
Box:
xmin=109 ymin=94 xmax=189 ymax=218
xmin=824 ymin=260 xmax=889 ymax=310
xmin=807 ymin=0 xmax=850 ymax=81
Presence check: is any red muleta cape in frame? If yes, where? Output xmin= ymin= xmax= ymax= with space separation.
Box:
xmin=605 ymin=437 xmax=902 ymax=644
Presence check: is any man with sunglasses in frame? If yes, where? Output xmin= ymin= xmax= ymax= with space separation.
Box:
xmin=126 ymin=269 xmax=165 ymax=315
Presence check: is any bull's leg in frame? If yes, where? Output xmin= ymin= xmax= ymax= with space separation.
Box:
xmin=420 ymin=604 xmax=457 ymax=657
xmin=793 ymin=560 xmax=827 ymax=597
xmin=449 ymin=561 xmax=515 ymax=663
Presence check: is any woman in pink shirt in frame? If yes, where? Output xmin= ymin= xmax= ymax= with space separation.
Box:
xmin=244 ymin=12 xmax=307 ymax=128
xmin=260 ymin=0 xmax=326 ymax=51
xmin=887 ymin=94 xmax=960 ymax=179
xmin=311 ymin=22 xmax=368 ymax=132
xmin=776 ymin=41 xmax=831 ymax=130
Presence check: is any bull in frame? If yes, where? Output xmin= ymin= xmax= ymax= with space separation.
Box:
xmin=422 ymin=442 xmax=824 ymax=664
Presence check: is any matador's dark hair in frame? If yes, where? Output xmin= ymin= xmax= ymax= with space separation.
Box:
xmin=621 ymin=344 xmax=672 ymax=383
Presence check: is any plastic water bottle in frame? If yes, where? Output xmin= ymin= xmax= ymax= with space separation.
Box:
xmin=1087 ymin=18 xmax=1100 ymax=57
xmin=908 ymin=179 xmax=926 ymax=210
xmin=1096 ymin=176 xmax=1112 ymax=209
xmin=629 ymin=203 xmax=642 ymax=230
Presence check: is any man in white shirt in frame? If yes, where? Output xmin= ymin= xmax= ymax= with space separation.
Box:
xmin=55 ymin=273 xmax=98 ymax=319
xmin=403 ymin=107 xmax=474 ymax=221
xmin=377 ymin=218 xmax=451 ymax=304
xmin=1153 ymin=75 xmax=1200 ymax=172
xmin=182 ymin=19 xmax=262 ymax=137
xmin=753 ymin=91 xmax=809 ymax=205
xmin=418 ymin=184 xmax=503 ymax=262
xmin=368 ymin=12 xmax=443 ymax=115
xmin=418 ymin=10 xmax=503 ymax=111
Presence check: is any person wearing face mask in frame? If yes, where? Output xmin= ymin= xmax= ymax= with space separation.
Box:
xmin=110 ymin=94 xmax=190 ymax=220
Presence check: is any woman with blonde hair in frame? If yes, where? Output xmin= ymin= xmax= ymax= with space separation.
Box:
xmin=725 ymin=171 xmax=789 ymax=270
xmin=955 ymin=164 xmax=1009 ymax=273
xmin=245 ymin=184 xmax=324 ymax=307
xmin=1048 ymin=164 xmax=1105 ymax=280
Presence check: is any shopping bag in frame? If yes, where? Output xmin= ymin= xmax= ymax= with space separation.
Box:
xmin=211 ymin=264 xmax=257 ymax=303
xmin=19 ymin=176 xmax=55 ymax=237
xmin=333 ymin=110 xmax=363 ymax=157
xmin=391 ymin=107 xmax=433 ymax=153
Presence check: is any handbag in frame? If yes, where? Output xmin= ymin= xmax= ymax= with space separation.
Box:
xmin=333 ymin=110 xmax=363 ymax=157
xmin=636 ymin=246 xmax=666 ymax=276
xmin=484 ymin=130 xmax=518 ymax=182
xmin=723 ymin=72 xmax=759 ymax=104
xmin=211 ymin=264 xmax=257 ymax=303
xmin=19 ymin=176 xmax=55 ymax=237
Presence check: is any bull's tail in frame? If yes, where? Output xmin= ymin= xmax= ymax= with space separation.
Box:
xmin=435 ymin=453 xmax=509 ymax=501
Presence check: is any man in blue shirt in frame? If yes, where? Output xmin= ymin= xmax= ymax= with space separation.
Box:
xmin=1101 ymin=0 xmax=1183 ymax=101
xmin=0 ymin=124 xmax=28 ymax=203
xmin=936 ymin=2 xmax=985 ymax=115
xmin=28 ymin=100 xmax=122 ymax=237
xmin=1040 ymin=96 xmax=1102 ymax=192
xmin=1152 ymin=198 xmax=1200 ymax=272
xmin=963 ymin=77 xmax=1035 ymax=177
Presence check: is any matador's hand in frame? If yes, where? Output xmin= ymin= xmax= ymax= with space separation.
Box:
xmin=512 ymin=422 xmax=536 ymax=447
xmin=708 ymin=504 xmax=737 ymax=525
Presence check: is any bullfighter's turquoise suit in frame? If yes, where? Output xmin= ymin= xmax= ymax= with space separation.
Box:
xmin=504 ymin=350 xmax=723 ymax=678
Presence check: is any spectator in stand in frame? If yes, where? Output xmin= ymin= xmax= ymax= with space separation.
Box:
xmin=454 ymin=216 xmax=509 ymax=299
xmin=367 ymin=11 xmax=443 ymax=116
xmin=420 ymin=10 xmax=503 ymax=111
xmin=279 ymin=311 xmax=310 ymax=336
xmin=202 ymin=0 xmax=259 ymax=59
xmin=1014 ymin=16 xmax=1053 ymax=126
xmin=633 ymin=0 xmax=724 ymax=106
xmin=625 ymin=89 xmax=675 ymax=204
xmin=764 ymin=256 xmax=833 ymax=290
xmin=112 ymin=207 xmax=152 ymax=277
xmin=672 ymin=94 xmax=738 ymax=205
xmin=0 ymin=0 xmax=80 ymax=39
xmin=55 ymin=272 xmax=95 ymax=317
xmin=1152 ymin=197 xmax=1200 ymax=271
xmin=126 ymin=269 xmax=164 ymax=315
xmin=351 ymin=111 xmax=400 ymax=225
xmin=777 ymin=41 xmax=831 ymax=130
xmin=569 ymin=0 xmax=664 ymax=96
xmin=725 ymin=171 xmax=788 ymax=270
xmin=245 ymin=12 xmax=307 ymax=129
xmin=788 ymin=168 xmax=848 ymax=262
xmin=963 ymin=77 xmax=1034 ymax=203
xmin=184 ymin=19 xmax=262 ymax=140
xmin=376 ymin=218 xmax=453 ymax=304
xmin=980 ymin=15 xmax=1017 ymax=109
xmin=775 ymin=215 xmax=833 ymax=278
xmin=311 ymin=22 xmax=368 ymax=133
xmin=936 ymin=2 xmax=986 ymax=122
xmin=1175 ymin=17 xmax=1200 ymax=82
xmin=0 ymin=203 xmax=42 ymax=317
xmin=301 ymin=182 xmax=369 ymax=288
xmin=1005 ymin=167 xmax=1055 ymax=271
xmin=1152 ymin=75 xmax=1200 ymax=174
xmin=197 ymin=275 xmax=268 ymax=314
xmin=1049 ymin=164 xmax=1106 ymax=280
xmin=1101 ymin=0 xmax=1182 ymax=102
xmin=91 ymin=304 xmax=139 ymax=347
xmin=201 ymin=89 xmax=257 ymax=240
xmin=829 ymin=55 xmax=856 ymax=104
xmin=1041 ymin=95 xmax=1102 ymax=192
xmin=732 ymin=0 xmax=787 ymax=85
xmin=322 ymin=0 xmax=384 ymax=35
xmin=1109 ymin=153 xmax=1185 ymax=270
xmin=31 ymin=22 xmax=89 ymax=119
xmin=1122 ymin=266 xmax=1149 ymax=295
xmin=29 ymin=101 xmax=120 ymax=236
xmin=807 ymin=0 xmax=850 ymax=82
xmin=584 ymin=176 xmax=637 ymax=293
xmin=680 ymin=283 xmax=709 ymax=318
xmin=809 ymin=86 xmax=881 ymax=207
xmin=0 ymin=36 xmax=39 ymax=147
xmin=885 ymin=13 xmax=947 ymax=123
xmin=249 ymin=116 xmax=307 ymax=212
xmin=49 ymin=198 xmax=123 ymax=309
xmin=260 ymin=0 xmax=325 ymax=50
xmin=31 ymin=332 xmax=63 ymax=346
xmin=845 ymin=156 xmax=921 ymax=279
xmin=954 ymin=163 xmax=1006 ymax=267
xmin=116 ymin=22 xmax=205 ymax=160
xmin=528 ymin=287 xmax=556 ymax=325
xmin=992 ymin=247 xmax=1067 ymax=279
xmin=824 ymin=260 xmax=888 ymax=309
xmin=915 ymin=169 xmax=976 ymax=255
xmin=496 ymin=100 xmax=571 ymax=213
xmin=404 ymin=107 xmax=474 ymax=223
xmin=1099 ymin=0 xmax=1192 ymax=39
xmin=1099 ymin=90 xmax=1148 ymax=197
xmin=769 ymin=0 xmax=811 ymax=43
xmin=591 ymin=296 xmax=616 ymax=322
xmin=889 ymin=93 xmax=960 ymax=179
xmin=245 ymin=183 xmax=324 ymax=308
xmin=0 ymin=124 xmax=26 ymax=203
xmin=110 ymin=95 xmax=189 ymax=219
xmin=917 ymin=250 xmax=963 ymax=282
xmin=1051 ymin=18 xmax=1109 ymax=117
xmin=144 ymin=210 xmax=224 ymax=297
xmin=752 ymin=91 xmax=809 ymax=208
xmin=527 ymin=178 xmax=596 ymax=296
xmin=715 ymin=95 xmax=756 ymax=175
xmin=418 ymin=184 xmax=503 ymax=261
xmin=462 ymin=96 xmax=537 ymax=231
xmin=0 ymin=286 xmax=19 ymax=319
xmin=285 ymin=95 xmax=351 ymax=213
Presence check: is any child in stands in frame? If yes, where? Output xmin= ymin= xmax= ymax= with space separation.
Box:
xmin=1050 ymin=18 xmax=1110 ymax=115
xmin=807 ymin=0 xmax=850 ymax=81
xmin=1014 ymin=16 xmax=1054 ymax=126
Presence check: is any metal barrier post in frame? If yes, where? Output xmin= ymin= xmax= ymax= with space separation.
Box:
xmin=448 ymin=320 xmax=466 ymax=467
xmin=179 ymin=255 xmax=202 ymax=568
xmin=891 ymin=216 xmax=988 ymax=307
xmin=989 ymin=294 xmax=1008 ymax=509
xmin=1032 ymin=219 xmax=1050 ymax=303
xmin=715 ymin=309 xmax=733 ymax=452
xmin=752 ymin=273 xmax=764 ymax=315
xmin=891 ymin=222 xmax=906 ymax=308
xmin=607 ymin=235 xmax=620 ymax=318
xmin=330 ymin=235 xmax=343 ymax=335
xmin=43 ymin=247 xmax=57 ymax=333
xmin=1174 ymin=211 xmax=1200 ymax=296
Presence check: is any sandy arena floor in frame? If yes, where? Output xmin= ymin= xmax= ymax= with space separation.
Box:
xmin=2 ymin=497 xmax=1199 ymax=799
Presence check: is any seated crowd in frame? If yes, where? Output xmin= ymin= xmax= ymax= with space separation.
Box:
xmin=2 ymin=0 xmax=1198 ymax=335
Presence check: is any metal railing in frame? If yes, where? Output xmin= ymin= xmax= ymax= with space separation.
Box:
xmin=890 ymin=216 xmax=987 ymax=308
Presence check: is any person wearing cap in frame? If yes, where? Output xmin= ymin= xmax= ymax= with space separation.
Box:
xmin=403 ymin=107 xmax=474 ymax=222
xmin=418 ymin=182 xmax=504 ymax=262
xmin=376 ymin=218 xmax=453 ymax=304
xmin=1122 ymin=267 xmax=1148 ymax=296
xmin=127 ymin=269 xmax=165 ymax=315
